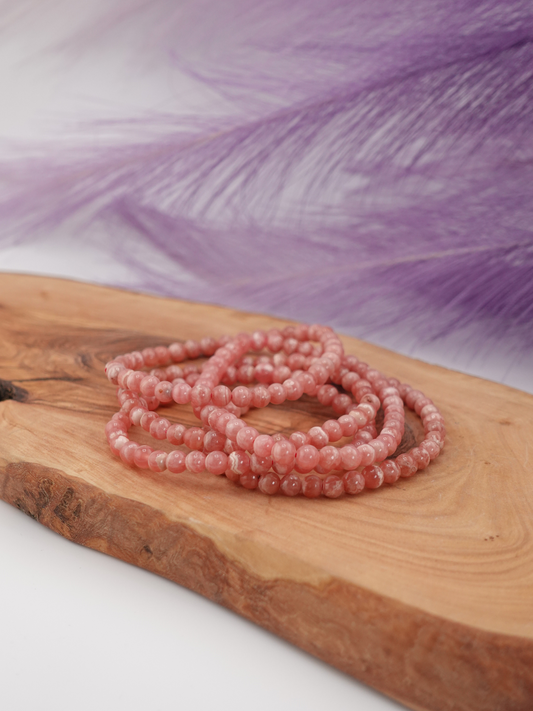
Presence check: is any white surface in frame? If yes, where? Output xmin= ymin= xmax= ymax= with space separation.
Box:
xmin=0 ymin=5 xmax=531 ymax=711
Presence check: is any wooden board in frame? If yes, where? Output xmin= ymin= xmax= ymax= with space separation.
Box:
xmin=1 ymin=273 xmax=532 ymax=711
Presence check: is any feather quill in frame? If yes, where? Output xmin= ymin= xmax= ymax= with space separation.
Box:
xmin=1 ymin=0 xmax=532 ymax=363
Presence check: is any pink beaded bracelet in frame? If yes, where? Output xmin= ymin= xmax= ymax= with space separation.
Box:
xmin=104 ymin=325 xmax=444 ymax=498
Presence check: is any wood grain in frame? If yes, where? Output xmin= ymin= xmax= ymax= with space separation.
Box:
xmin=0 ymin=273 xmax=532 ymax=711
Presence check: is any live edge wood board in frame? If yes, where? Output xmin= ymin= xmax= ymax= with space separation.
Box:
xmin=0 ymin=273 xmax=532 ymax=711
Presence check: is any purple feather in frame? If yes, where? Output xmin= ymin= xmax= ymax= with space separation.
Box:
xmin=1 ymin=0 xmax=532 ymax=358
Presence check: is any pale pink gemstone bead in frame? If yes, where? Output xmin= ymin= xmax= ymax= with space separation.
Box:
xmin=343 ymin=470 xmax=365 ymax=495
xmin=228 ymin=451 xmax=251 ymax=476
xmin=183 ymin=427 xmax=205 ymax=450
xmin=126 ymin=370 xmax=145 ymax=391
xmin=215 ymin=411 xmax=235 ymax=435
xmin=323 ymin=420 xmax=343 ymax=442
xmin=184 ymin=340 xmax=201 ymax=359
xmin=273 ymin=365 xmax=292 ymax=383
xmin=379 ymin=433 xmax=397 ymax=456
xmin=185 ymin=451 xmax=206 ymax=474
xmin=362 ymin=464 xmax=384 ymax=489
xmin=411 ymin=447 xmax=431 ymax=470
xmin=338 ymin=415 xmax=357 ymax=437
xmin=296 ymin=372 xmax=317 ymax=396
xmin=154 ymin=381 xmax=173 ymax=403
xmin=140 ymin=375 xmax=159 ymax=397
xmin=316 ymin=384 xmax=337 ymax=406
xmin=308 ymin=427 xmax=329 ymax=449
xmin=250 ymin=454 xmax=273 ymax=474
xmin=225 ymin=418 xmax=246 ymax=441
xmin=283 ymin=378 xmax=304 ymax=401
xmin=172 ymin=381 xmax=192 ymax=404
xmin=166 ymin=450 xmax=186 ymax=473
xmin=295 ymin=444 xmax=320 ymax=473
xmin=340 ymin=445 xmax=362 ymax=470
xmin=318 ymin=445 xmax=342 ymax=473
xmin=280 ymin=473 xmax=302 ymax=497
xmin=240 ymin=471 xmax=259 ymax=489
xmin=148 ymin=450 xmax=168 ymax=472
xmin=167 ymin=423 xmax=186 ymax=445
xmin=396 ymin=453 xmax=417 ymax=478
xmin=141 ymin=348 xmax=158 ymax=367
xmin=236 ymin=426 xmax=259 ymax=452
xmin=420 ymin=439 xmax=440 ymax=460
xmin=200 ymin=405 xmax=217 ymax=426
xmin=258 ymin=472 xmax=280 ymax=495
xmin=341 ymin=372 xmax=360 ymax=391
xmin=358 ymin=402 xmax=376 ymax=420
xmin=350 ymin=409 xmax=368 ymax=427
xmin=427 ymin=431 xmax=445 ymax=450
xmin=381 ymin=460 xmax=401 ymax=484
xmin=109 ymin=435 xmax=129 ymax=455
xmin=271 ymin=440 xmax=296 ymax=468
xmin=302 ymin=475 xmax=322 ymax=498
xmin=283 ymin=337 xmax=299 ymax=355
xmin=332 ymin=393 xmax=352 ymax=414
xmin=268 ymin=383 xmax=286 ymax=405
xmin=369 ymin=439 xmax=388 ymax=462
xmin=420 ymin=404 xmax=439 ymax=418
xmin=203 ymin=430 xmax=226 ymax=452
xmin=149 ymin=417 xmax=170 ymax=440
xmin=140 ymin=411 xmax=158 ymax=431
xmin=289 ymin=431 xmax=311 ymax=449
xmin=191 ymin=383 xmax=212 ymax=408
xmin=133 ymin=445 xmax=153 ymax=469
xmin=253 ymin=434 xmax=274 ymax=458
xmin=252 ymin=386 xmax=271 ymax=409
xmin=232 ymin=386 xmax=253 ymax=409
xmin=211 ymin=385 xmax=231 ymax=407
xmin=323 ymin=475 xmax=344 ymax=498
xmin=120 ymin=442 xmax=139 ymax=465
xmin=254 ymin=362 xmax=274 ymax=384
xmin=357 ymin=444 xmax=376 ymax=466
xmin=251 ymin=330 xmax=267 ymax=350
xmin=205 ymin=451 xmax=228 ymax=476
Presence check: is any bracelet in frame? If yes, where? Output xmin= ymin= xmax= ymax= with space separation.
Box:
xmin=104 ymin=325 xmax=444 ymax=498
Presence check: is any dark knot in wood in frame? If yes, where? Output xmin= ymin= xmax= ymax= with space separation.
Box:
xmin=0 ymin=379 xmax=29 ymax=403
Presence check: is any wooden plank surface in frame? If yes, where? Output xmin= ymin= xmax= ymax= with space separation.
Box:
xmin=0 ymin=273 xmax=532 ymax=711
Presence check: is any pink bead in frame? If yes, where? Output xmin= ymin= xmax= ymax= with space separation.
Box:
xmin=172 ymin=382 xmax=192 ymax=404
xmin=258 ymin=472 xmax=280 ymax=495
xmin=280 ymin=473 xmax=302 ymax=497
xmin=283 ymin=378 xmax=304 ymax=401
xmin=140 ymin=411 xmax=158 ymax=431
xmin=253 ymin=434 xmax=274 ymax=458
xmin=109 ymin=435 xmax=129 ymax=455
xmin=379 ymin=433 xmax=397 ymax=456
xmin=240 ymin=471 xmax=259 ymax=489
xmin=349 ymin=409 xmax=367 ymax=427
xmin=215 ymin=411 xmax=234 ymax=435
xmin=236 ymin=426 xmax=259 ymax=452
xmin=271 ymin=439 xmax=296 ymax=468
xmin=119 ymin=442 xmax=138 ymax=465
xmin=341 ymin=372 xmax=360 ymax=391
xmin=323 ymin=475 xmax=344 ymax=498
xmin=203 ymin=430 xmax=226 ymax=453
xmin=225 ymin=418 xmax=246 ymax=441
xmin=396 ymin=453 xmax=417 ymax=478
xmin=273 ymin=365 xmax=292 ymax=383
xmin=140 ymin=375 xmax=159 ymax=397
xmin=133 ymin=445 xmax=153 ymax=469
xmin=332 ymin=393 xmax=352 ymax=415
xmin=302 ymin=475 xmax=323 ymax=498
xmin=185 ymin=451 xmax=206 ymax=473
xmin=357 ymin=444 xmax=376 ymax=466
xmin=411 ymin=447 xmax=431 ymax=470
xmin=184 ymin=340 xmax=201 ymax=359
xmin=322 ymin=420 xmax=343 ymax=442
xmin=126 ymin=370 xmax=145 ymax=391
xmin=211 ymin=385 xmax=231 ymax=407
xmin=420 ymin=439 xmax=440 ymax=460
xmin=381 ymin=460 xmax=401 ymax=484
xmin=191 ymin=384 xmax=212 ymax=408
xmin=166 ymin=423 xmax=186 ymax=445
xmin=169 ymin=342 xmax=187 ymax=362
xmin=308 ymin=426 xmax=329 ymax=449
xmin=316 ymin=384 xmax=337 ymax=406
xmin=255 ymin=362 xmax=274 ymax=384
xmin=252 ymin=386 xmax=271 ymax=409
xmin=205 ymin=451 xmax=228 ymax=475
xmin=141 ymin=348 xmax=158 ymax=367
xmin=148 ymin=450 xmax=168 ymax=472
xmin=149 ymin=417 xmax=170 ymax=440
xmin=232 ymin=386 xmax=253 ymax=408
xmin=267 ymin=330 xmax=283 ymax=352
xmin=268 ymin=383 xmax=286 ymax=405
xmin=250 ymin=454 xmax=273 ymax=474
xmin=420 ymin=404 xmax=439 ymax=418
xmin=362 ymin=464 xmax=384 ymax=489
xmin=295 ymin=444 xmax=320 ymax=473
xmin=338 ymin=415 xmax=357 ymax=437
xmin=289 ymin=431 xmax=311 ymax=449
xmin=154 ymin=381 xmax=173 ymax=403
xmin=166 ymin=450 xmax=186 ymax=473
xmin=369 ymin=439 xmax=388 ymax=462
xmin=183 ymin=427 xmax=205 ymax=450
xmin=319 ymin=445 xmax=342 ymax=473
xmin=340 ymin=445 xmax=362 ymax=470
xmin=343 ymin=470 xmax=365 ymax=495
xmin=228 ymin=451 xmax=250 ymax=475
xmin=251 ymin=330 xmax=267 ymax=350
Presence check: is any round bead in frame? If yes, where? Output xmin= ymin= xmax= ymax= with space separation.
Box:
xmin=280 ymin=473 xmax=302 ymax=497
xmin=362 ymin=465 xmax=384 ymax=489
xmin=323 ymin=475 xmax=344 ymax=498
xmin=253 ymin=434 xmax=274 ymax=458
xmin=302 ymin=475 xmax=323 ymax=498
xmin=295 ymin=444 xmax=320 ymax=473
xmin=381 ymin=460 xmax=401 ymax=484
xmin=258 ymin=472 xmax=280 ymax=495
xmin=343 ymin=470 xmax=365 ymax=495
xmin=272 ymin=440 xmax=296 ymax=468
xmin=185 ymin=451 xmax=206 ymax=473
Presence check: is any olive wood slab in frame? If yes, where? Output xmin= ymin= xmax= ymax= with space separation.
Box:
xmin=0 ymin=273 xmax=532 ymax=711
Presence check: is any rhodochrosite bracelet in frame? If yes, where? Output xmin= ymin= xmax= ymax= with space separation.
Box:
xmin=104 ymin=325 xmax=445 ymax=498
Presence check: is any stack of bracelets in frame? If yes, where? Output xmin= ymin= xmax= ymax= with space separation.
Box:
xmin=104 ymin=324 xmax=445 ymax=498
